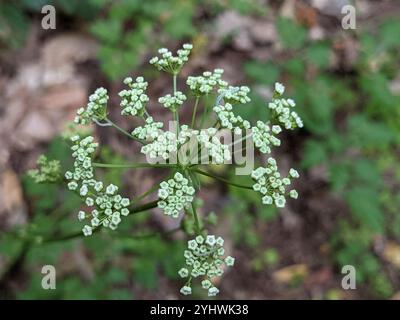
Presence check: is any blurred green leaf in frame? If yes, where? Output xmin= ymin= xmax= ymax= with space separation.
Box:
xmin=301 ymin=140 xmax=327 ymax=169
xmin=346 ymin=186 xmax=384 ymax=232
xmin=244 ymin=61 xmax=280 ymax=85
xmin=277 ymin=17 xmax=307 ymax=49
xmin=306 ymin=42 xmax=331 ymax=68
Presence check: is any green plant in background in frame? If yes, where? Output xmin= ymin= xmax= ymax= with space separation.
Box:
xmin=87 ymin=0 xmax=266 ymax=80
xmin=0 ymin=137 xmax=185 ymax=299
xmin=0 ymin=0 xmax=264 ymax=79
xmin=0 ymin=0 xmax=99 ymax=49
xmin=245 ymin=16 xmax=400 ymax=297
xmin=26 ymin=44 xmax=303 ymax=296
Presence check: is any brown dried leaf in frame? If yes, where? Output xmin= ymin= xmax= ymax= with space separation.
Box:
xmin=273 ymin=264 xmax=308 ymax=284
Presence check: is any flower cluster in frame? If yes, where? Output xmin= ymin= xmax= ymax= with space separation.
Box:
xmin=139 ymin=124 xmax=198 ymax=161
xmin=186 ymin=69 xmax=225 ymax=96
xmin=119 ymin=76 xmax=149 ymax=116
xmin=213 ymin=103 xmax=251 ymax=132
xmin=65 ymin=135 xmax=130 ymax=235
xmin=131 ymin=116 xmax=164 ymax=141
xmin=141 ymin=130 xmax=177 ymax=160
xmin=269 ymin=83 xmax=303 ymax=130
xmin=158 ymin=91 xmax=187 ymax=110
xmin=79 ymin=184 xmax=131 ymax=235
xmin=149 ymin=43 xmax=193 ymax=74
xmin=197 ymin=128 xmax=231 ymax=164
xmin=29 ymin=44 xmax=304 ymax=297
xmin=66 ymin=135 xmax=98 ymax=190
xmin=178 ymin=235 xmax=235 ymax=296
xmin=251 ymin=158 xmax=299 ymax=208
xmin=28 ymin=155 xmax=61 ymax=183
xmin=74 ymin=88 xmax=108 ymax=125
xmin=251 ymin=121 xmax=281 ymax=154
xmin=157 ymin=172 xmax=195 ymax=218
xmin=218 ymin=85 xmax=251 ymax=104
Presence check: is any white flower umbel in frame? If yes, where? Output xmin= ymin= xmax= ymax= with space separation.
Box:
xmin=149 ymin=43 xmax=193 ymax=74
xmin=131 ymin=116 xmax=164 ymax=141
xmin=65 ymin=135 xmax=131 ymax=235
xmin=251 ymin=157 xmax=300 ymax=208
xmin=178 ymin=234 xmax=234 ymax=296
xmin=32 ymin=45 xmax=304 ymax=297
xmin=213 ymin=103 xmax=251 ymax=131
xmin=268 ymin=82 xmax=303 ymax=130
xmin=186 ymin=69 xmax=225 ymax=96
xmin=119 ymin=76 xmax=149 ymax=116
xmin=217 ymin=85 xmax=251 ymax=105
xmin=28 ymin=155 xmax=61 ymax=183
xmin=140 ymin=130 xmax=178 ymax=160
xmin=139 ymin=124 xmax=199 ymax=161
xmin=251 ymin=121 xmax=281 ymax=154
xmin=158 ymin=91 xmax=187 ymax=111
xmin=197 ymin=128 xmax=231 ymax=164
xmin=66 ymin=135 xmax=98 ymax=188
xmin=74 ymin=87 xmax=109 ymax=125
xmin=157 ymin=172 xmax=195 ymax=218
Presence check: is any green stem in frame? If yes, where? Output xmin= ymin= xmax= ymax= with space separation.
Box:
xmin=193 ymin=168 xmax=253 ymax=190
xmin=133 ymin=183 xmax=160 ymax=202
xmin=172 ymin=74 xmax=180 ymax=136
xmin=92 ymin=162 xmax=174 ymax=169
xmin=111 ymin=227 xmax=180 ymax=241
xmin=191 ymin=202 xmax=201 ymax=235
xmin=42 ymin=200 xmax=159 ymax=244
xmin=106 ymin=117 xmax=145 ymax=144
xmin=200 ymin=95 xmax=210 ymax=128
xmin=191 ymin=97 xmax=200 ymax=129
xmin=212 ymin=119 xmax=220 ymax=129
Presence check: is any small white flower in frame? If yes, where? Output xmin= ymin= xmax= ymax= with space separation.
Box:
xmin=188 ymin=240 xmax=198 ymax=250
xmin=201 ymin=279 xmax=212 ymax=289
xmin=289 ymin=168 xmax=299 ymax=179
xmin=180 ymin=285 xmax=192 ymax=295
xmin=94 ymin=181 xmax=103 ymax=192
xmin=68 ymin=181 xmax=78 ymax=191
xmin=206 ymin=235 xmax=216 ymax=246
xmin=272 ymin=125 xmax=282 ymax=134
xmin=85 ymin=197 xmax=94 ymax=206
xmin=91 ymin=217 xmax=100 ymax=227
xmin=262 ymin=195 xmax=273 ymax=205
xmin=82 ymin=225 xmax=92 ymax=236
xmin=121 ymin=198 xmax=130 ymax=207
xmin=196 ymin=235 xmax=204 ymax=244
xmin=225 ymin=256 xmax=235 ymax=266
xmin=80 ymin=185 xmax=88 ymax=196
xmin=208 ymin=287 xmax=220 ymax=297
xmin=275 ymin=82 xmax=285 ymax=95
xmin=178 ymin=268 xmax=189 ymax=278
xmin=106 ymin=184 xmax=118 ymax=195
xmin=275 ymin=196 xmax=286 ymax=208
xmin=78 ymin=211 xmax=86 ymax=221
xmin=289 ymin=189 xmax=298 ymax=199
